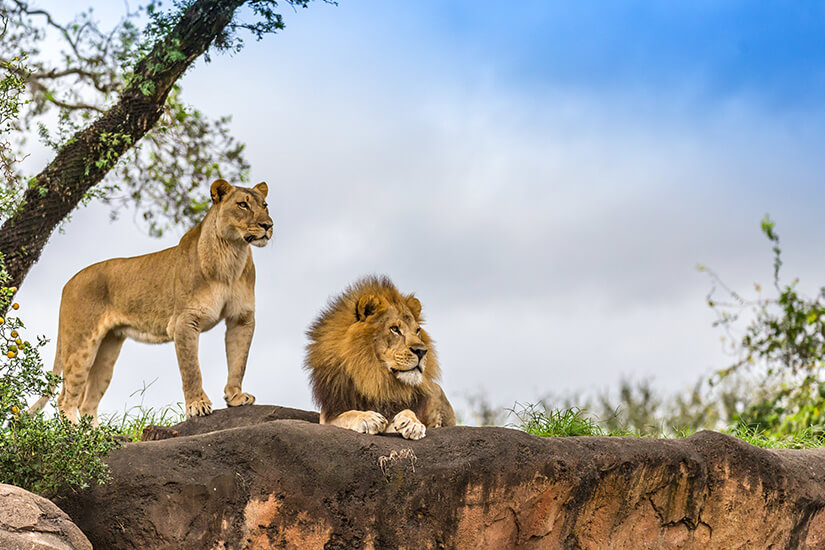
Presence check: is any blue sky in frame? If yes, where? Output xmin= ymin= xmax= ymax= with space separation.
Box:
xmin=279 ymin=1 xmax=825 ymax=108
xmin=16 ymin=0 xmax=825 ymax=420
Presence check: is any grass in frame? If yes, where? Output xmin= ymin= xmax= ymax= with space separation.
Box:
xmin=101 ymin=402 xmax=185 ymax=441
xmin=99 ymin=380 xmax=185 ymax=441
xmin=511 ymin=403 xmax=605 ymax=437
xmin=513 ymin=403 xmax=825 ymax=449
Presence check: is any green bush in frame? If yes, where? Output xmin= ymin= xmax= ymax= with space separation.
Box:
xmin=702 ymin=215 xmax=825 ymax=438
xmin=0 ymin=260 xmax=120 ymax=498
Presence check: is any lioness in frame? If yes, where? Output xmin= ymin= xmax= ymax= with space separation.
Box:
xmin=29 ymin=179 xmax=273 ymax=423
xmin=305 ymin=276 xmax=456 ymax=440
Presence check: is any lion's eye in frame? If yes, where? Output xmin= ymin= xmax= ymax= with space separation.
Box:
xmin=238 ymin=201 xmax=249 ymax=209
xmin=263 ymin=202 xmax=268 ymax=208
xmin=390 ymin=326 xmax=401 ymax=335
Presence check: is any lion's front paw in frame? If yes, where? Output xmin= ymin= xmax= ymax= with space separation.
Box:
xmin=186 ymin=398 xmax=213 ymax=417
xmin=390 ymin=410 xmax=426 ymax=440
xmin=224 ymin=391 xmax=255 ymax=407
xmin=349 ymin=411 xmax=388 ymax=434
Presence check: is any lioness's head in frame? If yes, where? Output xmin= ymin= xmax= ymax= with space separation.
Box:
xmin=306 ymin=276 xmax=442 ymax=405
xmin=210 ymin=179 xmax=273 ymax=247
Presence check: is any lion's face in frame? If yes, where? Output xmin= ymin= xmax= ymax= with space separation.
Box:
xmin=357 ymin=294 xmax=429 ymax=387
xmin=210 ymin=179 xmax=273 ymax=247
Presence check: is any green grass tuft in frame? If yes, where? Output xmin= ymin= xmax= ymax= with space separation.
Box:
xmin=511 ymin=403 xmax=605 ymax=437
xmin=99 ymin=380 xmax=186 ymax=441
xmin=513 ymin=403 xmax=825 ymax=449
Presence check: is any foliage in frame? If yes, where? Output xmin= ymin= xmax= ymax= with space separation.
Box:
xmin=0 ymin=48 xmax=27 ymax=216
xmin=512 ymin=403 xmax=825 ymax=449
xmin=0 ymin=411 xmax=119 ymax=498
xmin=701 ymin=214 xmax=825 ymax=437
xmin=511 ymin=403 xmax=605 ymax=437
xmin=0 ymin=0 xmax=277 ymax=235
xmin=0 ymin=259 xmax=120 ymax=498
xmin=100 ymin=380 xmax=185 ymax=442
xmin=460 ymin=391 xmax=508 ymax=426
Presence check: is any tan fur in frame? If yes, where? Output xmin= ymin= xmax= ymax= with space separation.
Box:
xmin=29 ymin=179 xmax=273 ymax=424
xmin=305 ymin=276 xmax=456 ymax=440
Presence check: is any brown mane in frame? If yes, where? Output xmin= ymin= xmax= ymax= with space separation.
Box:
xmin=305 ymin=275 xmax=442 ymax=420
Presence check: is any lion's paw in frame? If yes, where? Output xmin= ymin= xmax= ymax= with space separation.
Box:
xmin=225 ymin=391 xmax=255 ymax=407
xmin=352 ymin=411 xmax=388 ymax=434
xmin=391 ymin=410 xmax=426 ymax=440
xmin=186 ymin=398 xmax=213 ymax=417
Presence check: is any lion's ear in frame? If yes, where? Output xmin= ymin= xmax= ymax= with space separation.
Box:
xmin=210 ymin=179 xmax=233 ymax=203
xmin=254 ymin=181 xmax=268 ymax=198
xmin=406 ymin=296 xmax=422 ymax=319
xmin=356 ymin=294 xmax=386 ymax=321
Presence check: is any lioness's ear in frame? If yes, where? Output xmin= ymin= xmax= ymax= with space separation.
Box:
xmin=210 ymin=179 xmax=232 ymax=203
xmin=356 ymin=294 xmax=386 ymax=321
xmin=254 ymin=182 xmax=268 ymax=199
xmin=406 ymin=296 xmax=422 ymax=319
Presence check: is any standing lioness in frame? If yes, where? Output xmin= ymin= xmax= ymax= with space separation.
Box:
xmin=29 ymin=179 xmax=273 ymax=423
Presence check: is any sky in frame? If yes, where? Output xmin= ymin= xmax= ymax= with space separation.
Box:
xmin=12 ymin=1 xmax=825 ymax=421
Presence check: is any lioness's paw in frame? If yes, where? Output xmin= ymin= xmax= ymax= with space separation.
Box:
xmin=391 ymin=411 xmax=426 ymax=440
xmin=352 ymin=411 xmax=388 ymax=434
xmin=225 ymin=391 xmax=255 ymax=407
xmin=186 ymin=398 xmax=213 ymax=417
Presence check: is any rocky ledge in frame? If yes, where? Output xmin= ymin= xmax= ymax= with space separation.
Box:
xmin=55 ymin=405 xmax=825 ymax=549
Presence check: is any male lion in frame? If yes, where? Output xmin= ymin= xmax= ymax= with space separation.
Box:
xmin=28 ymin=179 xmax=273 ymax=423
xmin=305 ymin=276 xmax=456 ymax=440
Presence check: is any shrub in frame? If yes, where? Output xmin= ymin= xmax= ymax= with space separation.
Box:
xmin=0 ymin=259 xmax=120 ymax=498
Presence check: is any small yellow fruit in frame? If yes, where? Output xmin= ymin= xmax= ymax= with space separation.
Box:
xmin=9 ymin=287 xmax=16 ymax=293
xmin=6 ymin=351 xmax=14 ymax=359
xmin=11 ymin=303 xmax=19 ymax=310
xmin=15 ymin=339 xmax=22 ymax=347
xmin=0 ymin=318 xmax=4 ymax=324
xmin=8 ymin=345 xmax=16 ymax=352
xmin=10 ymin=330 xmax=17 ymax=338
xmin=11 ymin=406 xmax=19 ymax=414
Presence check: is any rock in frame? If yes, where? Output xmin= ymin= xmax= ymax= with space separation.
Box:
xmin=57 ymin=406 xmax=825 ymax=549
xmin=0 ymin=483 xmax=91 ymax=550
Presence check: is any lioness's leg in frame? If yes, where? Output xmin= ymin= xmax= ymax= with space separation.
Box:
xmin=78 ymin=332 xmax=125 ymax=426
xmin=223 ymin=313 xmax=255 ymax=407
xmin=322 ymin=410 xmax=388 ymax=434
xmin=173 ymin=315 xmax=212 ymax=417
xmin=386 ymin=409 xmax=426 ymax=440
xmin=57 ymin=335 xmax=104 ymax=423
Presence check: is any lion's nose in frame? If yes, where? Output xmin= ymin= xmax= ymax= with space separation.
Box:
xmin=259 ymin=222 xmax=273 ymax=232
xmin=410 ymin=346 xmax=427 ymax=360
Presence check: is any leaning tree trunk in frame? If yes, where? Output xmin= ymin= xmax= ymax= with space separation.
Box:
xmin=0 ymin=0 xmax=246 ymax=292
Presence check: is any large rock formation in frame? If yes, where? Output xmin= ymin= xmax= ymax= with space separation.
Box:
xmin=56 ymin=405 xmax=825 ymax=549
xmin=0 ymin=483 xmax=92 ymax=550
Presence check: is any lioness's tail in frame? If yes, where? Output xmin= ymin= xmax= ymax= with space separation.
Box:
xmin=26 ymin=335 xmax=62 ymax=414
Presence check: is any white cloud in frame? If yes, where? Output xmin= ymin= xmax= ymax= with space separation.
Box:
xmin=14 ymin=0 xmax=825 ymax=419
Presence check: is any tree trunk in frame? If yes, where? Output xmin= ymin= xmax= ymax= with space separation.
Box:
xmin=0 ymin=0 xmax=246 ymax=292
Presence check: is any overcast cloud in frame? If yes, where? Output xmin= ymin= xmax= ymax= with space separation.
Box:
xmin=13 ymin=1 xmax=825 ymax=419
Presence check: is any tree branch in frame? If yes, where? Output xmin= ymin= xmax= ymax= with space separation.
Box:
xmin=0 ymin=0 xmax=249 ymax=291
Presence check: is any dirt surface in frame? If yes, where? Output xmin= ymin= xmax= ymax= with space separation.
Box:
xmin=55 ymin=405 xmax=825 ymax=549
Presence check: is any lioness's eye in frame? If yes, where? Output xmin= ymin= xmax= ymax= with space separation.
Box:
xmin=238 ymin=201 xmax=249 ymax=209
xmin=416 ymin=327 xmax=421 ymax=335
xmin=390 ymin=326 xmax=401 ymax=335
xmin=263 ymin=202 xmax=268 ymax=208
